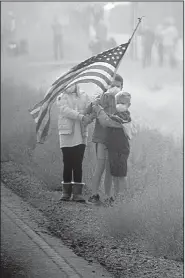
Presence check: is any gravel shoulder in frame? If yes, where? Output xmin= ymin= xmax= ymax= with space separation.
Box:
xmin=1 ymin=161 xmax=183 ymax=278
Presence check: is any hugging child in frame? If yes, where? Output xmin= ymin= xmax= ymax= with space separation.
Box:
xmin=94 ymin=90 xmax=133 ymax=203
xmin=105 ymin=91 xmax=132 ymax=199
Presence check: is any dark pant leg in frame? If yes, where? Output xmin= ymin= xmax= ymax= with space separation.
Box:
xmin=61 ymin=147 xmax=73 ymax=183
xmin=72 ymin=144 xmax=86 ymax=183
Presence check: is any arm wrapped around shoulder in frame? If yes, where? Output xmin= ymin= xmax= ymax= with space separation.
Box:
xmin=93 ymin=105 xmax=122 ymax=128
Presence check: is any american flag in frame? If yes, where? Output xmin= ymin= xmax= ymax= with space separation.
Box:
xmin=30 ymin=42 xmax=129 ymax=143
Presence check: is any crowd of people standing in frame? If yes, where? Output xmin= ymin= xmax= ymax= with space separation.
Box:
xmin=140 ymin=17 xmax=180 ymax=68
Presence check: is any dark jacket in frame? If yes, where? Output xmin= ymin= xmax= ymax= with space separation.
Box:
xmin=105 ymin=111 xmax=131 ymax=154
xmin=92 ymin=93 xmax=117 ymax=143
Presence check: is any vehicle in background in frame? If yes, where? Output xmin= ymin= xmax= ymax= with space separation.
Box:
xmin=6 ymin=39 xmax=29 ymax=57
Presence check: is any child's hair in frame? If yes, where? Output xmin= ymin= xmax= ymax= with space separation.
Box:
xmin=115 ymin=91 xmax=131 ymax=105
xmin=115 ymin=74 xmax=123 ymax=88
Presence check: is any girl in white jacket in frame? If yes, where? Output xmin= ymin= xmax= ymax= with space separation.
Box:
xmin=57 ymin=84 xmax=94 ymax=202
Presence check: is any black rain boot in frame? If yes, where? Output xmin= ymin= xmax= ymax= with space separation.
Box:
xmin=60 ymin=182 xmax=72 ymax=201
xmin=71 ymin=183 xmax=86 ymax=203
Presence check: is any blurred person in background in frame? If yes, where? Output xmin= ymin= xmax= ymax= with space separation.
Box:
xmin=2 ymin=11 xmax=16 ymax=53
xmin=89 ymin=19 xmax=108 ymax=55
xmin=7 ymin=11 xmax=16 ymax=41
xmin=89 ymin=19 xmax=116 ymax=55
xmin=89 ymin=4 xmax=116 ymax=55
xmin=96 ymin=19 xmax=108 ymax=42
xmin=155 ymin=23 xmax=164 ymax=67
xmin=52 ymin=16 xmax=63 ymax=60
xmin=96 ymin=19 xmax=117 ymax=50
xmin=140 ymin=23 xmax=155 ymax=68
xmin=86 ymin=74 xmax=125 ymax=205
xmin=162 ymin=17 xmax=179 ymax=68
xmin=57 ymin=84 xmax=94 ymax=202
xmin=92 ymin=3 xmax=104 ymax=32
xmin=89 ymin=35 xmax=102 ymax=56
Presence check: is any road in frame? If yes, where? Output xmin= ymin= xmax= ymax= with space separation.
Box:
xmin=1 ymin=183 xmax=112 ymax=278
xmin=1 ymin=208 xmax=69 ymax=278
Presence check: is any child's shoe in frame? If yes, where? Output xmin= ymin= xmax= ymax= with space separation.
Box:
xmin=87 ymin=194 xmax=101 ymax=205
xmin=104 ymin=196 xmax=115 ymax=207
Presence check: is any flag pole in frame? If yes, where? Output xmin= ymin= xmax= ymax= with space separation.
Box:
xmin=128 ymin=16 xmax=144 ymax=45
xmin=111 ymin=16 xmax=144 ymax=83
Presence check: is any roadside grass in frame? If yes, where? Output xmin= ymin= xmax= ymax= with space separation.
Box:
xmin=105 ymin=130 xmax=183 ymax=261
xmin=1 ymin=80 xmax=183 ymax=262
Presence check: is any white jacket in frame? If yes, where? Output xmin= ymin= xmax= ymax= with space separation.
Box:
xmin=57 ymin=90 xmax=91 ymax=137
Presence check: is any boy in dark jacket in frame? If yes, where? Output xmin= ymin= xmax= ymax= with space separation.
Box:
xmin=93 ymin=91 xmax=133 ymax=202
